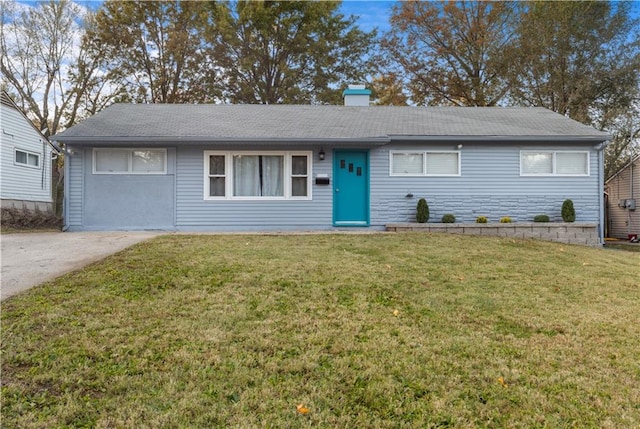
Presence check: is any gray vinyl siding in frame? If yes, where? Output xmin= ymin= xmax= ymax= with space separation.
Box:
xmin=369 ymin=143 xmax=601 ymax=225
xmin=0 ymin=104 xmax=53 ymax=203
xmin=606 ymin=159 xmax=640 ymax=238
xmin=65 ymin=146 xmax=84 ymax=227
xmin=175 ymin=145 xmax=333 ymax=230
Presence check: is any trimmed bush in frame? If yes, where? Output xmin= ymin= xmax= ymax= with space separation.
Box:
xmin=534 ymin=214 xmax=550 ymax=222
xmin=475 ymin=216 xmax=488 ymax=224
xmin=561 ymin=199 xmax=576 ymax=222
xmin=416 ymin=198 xmax=429 ymax=223
xmin=441 ymin=213 xmax=456 ymax=223
xmin=500 ymin=216 xmax=512 ymax=223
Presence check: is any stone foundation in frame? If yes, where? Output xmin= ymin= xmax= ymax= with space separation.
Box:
xmin=386 ymin=222 xmax=600 ymax=246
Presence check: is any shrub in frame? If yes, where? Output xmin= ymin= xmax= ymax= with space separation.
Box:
xmin=534 ymin=214 xmax=550 ymax=222
xmin=475 ymin=216 xmax=488 ymax=223
xmin=561 ymin=199 xmax=576 ymax=222
xmin=500 ymin=216 xmax=512 ymax=223
xmin=416 ymin=198 xmax=429 ymax=223
xmin=441 ymin=213 xmax=456 ymax=223
xmin=1 ymin=207 xmax=61 ymax=230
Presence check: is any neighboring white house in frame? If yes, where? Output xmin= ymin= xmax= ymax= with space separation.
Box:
xmin=605 ymin=155 xmax=639 ymax=239
xmin=1 ymin=91 xmax=58 ymax=212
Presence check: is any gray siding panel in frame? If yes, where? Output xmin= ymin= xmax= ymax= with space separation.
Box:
xmin=66 ymin=147 xmax=84 ymax=226
xmin=370 ymin=143 xmax=601 ymax=225
xmin=175 ymin=146 xmax=333 ymax=228
xmin=0 ymin=104 xmax=53 ymax=203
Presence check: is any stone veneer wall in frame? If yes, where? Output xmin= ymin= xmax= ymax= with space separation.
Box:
xmin=386 ymin=223 xmax=600 ymax=247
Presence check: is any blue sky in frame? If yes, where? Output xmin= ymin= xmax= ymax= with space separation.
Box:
xmin=340 ymin=0 xmax=396 ymax=33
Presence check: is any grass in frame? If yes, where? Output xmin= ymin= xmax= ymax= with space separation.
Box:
xmin=2 ymin=233 xmax=639 ymax=428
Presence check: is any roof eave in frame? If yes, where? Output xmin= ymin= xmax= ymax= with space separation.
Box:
xmin=388 ymin=135 xmax=611 ymax=144
xmin=52 ymin=136 xmax=392 ymax=146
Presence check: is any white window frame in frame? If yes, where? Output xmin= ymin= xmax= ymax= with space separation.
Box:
xmin=520 ymin=151 xmax=589 ymax=176
xmin=203 ymin=151 xmax=312 ymax=200
xmin=93 ymin=148 xmax=167 ymax=175
xmin=389 ymin=150 xmax=461 ymax=177
xmin=14 ymin=148 xmax=40 ymax=169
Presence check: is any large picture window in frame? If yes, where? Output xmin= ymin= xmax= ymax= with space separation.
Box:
xmin=204 ymin=151 xmax=311 ymax=200
xmin=390 ymin=151 xmax=460 ymax=176
xmin=93 ymin=149 xmax=167 ymax=174
xmin=15 ymin=149 xmax=40 ymax=168
xmin=520 ymin=151 xmax=589 ymax=176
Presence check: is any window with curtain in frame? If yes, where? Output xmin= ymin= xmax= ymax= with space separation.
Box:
xmin=390 ymin=151 xmax=460 ymax=176
xmin=93 ymin=149 xmax=166 ymax=174
xmin=521 ymin=151 xmax=589 ymax=176
xmin=204 ymin=151 xmax=311 ymax=200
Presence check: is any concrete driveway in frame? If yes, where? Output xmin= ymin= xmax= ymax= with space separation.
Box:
xmin=1 ymin=231 xmax=162 ymax=301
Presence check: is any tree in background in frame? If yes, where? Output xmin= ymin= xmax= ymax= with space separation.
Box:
xmin=370 ymin=73 xmax=408 ymax=106
xmin=0 ymin=0 xmax=116 ymax=137
xmin=381 ymin=1 xmax=518 ymax=106
xmin=210 ymin=0 xmax=376 ymax=104
xmin=87 ymin=1 xmax=220 ymax=104
xmin=511 ymin=1 xmax=640 ymax=127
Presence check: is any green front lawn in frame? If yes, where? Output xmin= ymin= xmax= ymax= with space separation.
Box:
xmin=2 ymin=234 xmax=639 ymax=428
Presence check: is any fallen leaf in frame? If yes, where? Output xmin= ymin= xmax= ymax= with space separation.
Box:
xmin=497 ymin=376 xmax=508 ymax=387
xmin=559 ymin=247 xmax=565 ymax=252
xmin=385 ymin=264 xmax=392 ymax=270
xmin=296 ymin=404 xmax=309 ymax=414
xmin=582 ymin=262 xmax=589 ymax=266
xmin=457 ymin=276 xmax=465 ymax=281
xmin=393 ymin=309 xmax=399 ymax=317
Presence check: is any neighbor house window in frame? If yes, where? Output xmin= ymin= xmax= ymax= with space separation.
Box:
xmin=93 ymin=149 xmax=167 ymax=174
xmin=390 ymin=151 xmax=460 ymax=176
xmin=15 ymin=149 xmax=40 ymax=168
xmin=520 ymin=151 xmax=589 ymax=176
xmin=204 ymin=151 xmax=311 ymax=200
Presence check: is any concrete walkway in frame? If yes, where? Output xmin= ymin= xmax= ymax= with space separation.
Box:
xmin=1 ymin=231 xmax=162 ymax=301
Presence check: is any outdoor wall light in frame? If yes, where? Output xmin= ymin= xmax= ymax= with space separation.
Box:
xmin=457 ymin=144 xmax=463 ymax=150
xmin=318 ymin=149 xmax=325 ymax=161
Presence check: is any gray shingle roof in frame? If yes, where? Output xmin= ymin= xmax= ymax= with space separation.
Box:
xmin=53 ymin=104 xmax=610 ymax=144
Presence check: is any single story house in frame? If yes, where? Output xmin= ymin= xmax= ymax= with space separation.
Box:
xmin=1 ymin=91 xmax=59 ymax=213
xmin=53 ymin=89 xmax=610 ymax=241
xmin=605 ymin=155 xmax=639 ymax=239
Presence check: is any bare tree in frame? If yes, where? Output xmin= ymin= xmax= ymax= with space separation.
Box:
xmin=1 ymin=0 xmax=117 ymax=137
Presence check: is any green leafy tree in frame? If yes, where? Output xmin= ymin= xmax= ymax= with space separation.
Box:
xmin=88 ymin=0 xmax=219 ymax=103
xmin=381 ymin=1 xmax=518 ymax=106
xmin=510 ymin=1 xmax=640 ymax=126
xmin=210 ymin=0 xmax=376 ymax=104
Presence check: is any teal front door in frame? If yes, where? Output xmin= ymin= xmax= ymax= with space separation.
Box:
xmin=333 ymin=150 xmax=369 ymax=226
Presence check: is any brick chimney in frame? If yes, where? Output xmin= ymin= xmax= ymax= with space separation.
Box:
xmin=342 ymin=84 xmax=371 ymax=107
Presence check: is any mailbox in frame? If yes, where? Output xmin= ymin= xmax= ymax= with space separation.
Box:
xmin=315 ymin=174 xmax=330 ymax=185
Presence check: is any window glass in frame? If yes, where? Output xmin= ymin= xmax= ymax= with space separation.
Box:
xmin=209 ymin=177 xmax=226 ymax=197
xmin=556 ymin=152 xmax=587 ymax=175
xmin=209 ymin=155 xmax=225 ymax=175
xmin=15 ymin=150 xmax=27 ymax=165
xmin=233 ymin=155 xmax=284 ymax=197
xmin=292 ymin=177 xmax=307 ymax=197
xmin=95 ymin=150 xmax=128 ymax=173
xmin=522 ymin=152 xmax=553 ymax=174
xmin=427 ymin=153 xmax=458 ymax=175
xmin=392 ymin=153 xmax=423 ymax=174
xmin=292 ymin=156 xmax=307 ymax=175
xmin=132 ymin=150 xmax=164 ymax=172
